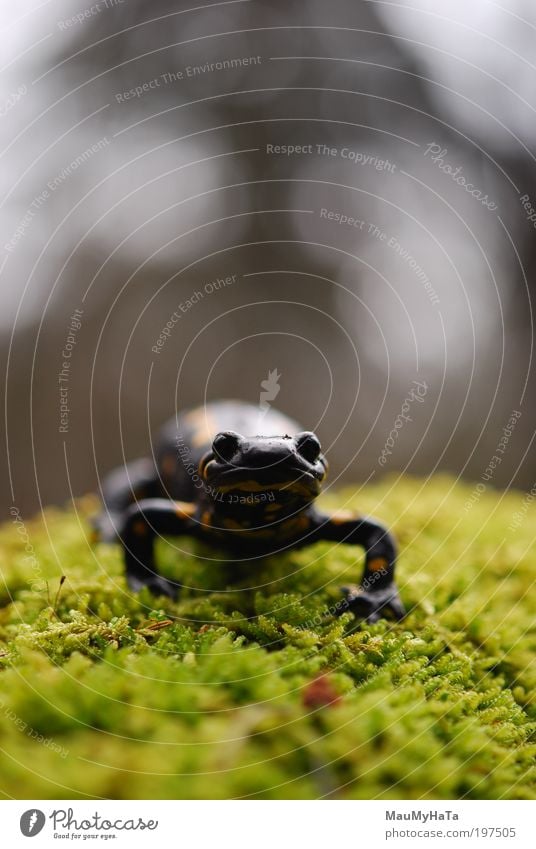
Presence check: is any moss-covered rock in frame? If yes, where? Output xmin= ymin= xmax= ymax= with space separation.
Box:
xmin=0 ymin=477 xmax=534 ymax=799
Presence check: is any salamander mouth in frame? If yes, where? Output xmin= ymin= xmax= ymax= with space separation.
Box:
xmin=204 ymin=462 xmax=321 ymax=495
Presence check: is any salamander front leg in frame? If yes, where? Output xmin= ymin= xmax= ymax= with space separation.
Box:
xmin=92 ymin=457 xmax=160 ymax=543
xmin=120 ymin=498 xmax=197 ymax=599
xmin=313 ymin=512 xmax=405 ymax=623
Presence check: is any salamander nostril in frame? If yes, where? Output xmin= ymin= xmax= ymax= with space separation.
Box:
xmin=212 ymin=431 xmax=242 ymax=462
xmin=295 ymin=431 xmax=321 ymax=463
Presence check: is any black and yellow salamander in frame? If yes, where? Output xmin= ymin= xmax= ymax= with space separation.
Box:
xmin=94 ymin=400 xmax=405 ymax=623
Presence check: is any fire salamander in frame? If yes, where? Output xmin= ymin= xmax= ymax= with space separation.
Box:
xmin=94 ymin=400 xmax=405 ymax=622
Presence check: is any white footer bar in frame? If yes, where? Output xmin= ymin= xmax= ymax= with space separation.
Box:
xmin=3 ymin=799 xmax=534 ymax=848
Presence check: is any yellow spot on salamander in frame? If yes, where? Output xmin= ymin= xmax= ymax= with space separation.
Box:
xmin=161 ymin=454 xmax=176 ymax=476
xmin=217 ymin=479 xmax=276 ymax=493
xmin=329 ymin=510 xmax=357 ymax=525
xmin=222 ymin=517 xmax=244 ymax=530
xmin=368 ymin=557 xmax=388 ymax=572
xmin=275 ymin=514 xmax=311 ymax=538
xmin=184 ymin=408 xmax=218 ymax=448
xmin=198 ymin=454 xmax=211 ymax=478
xmin=175 ymin=501 xmax=196 ymax=520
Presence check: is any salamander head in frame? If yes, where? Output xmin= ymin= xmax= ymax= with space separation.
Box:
xmin=200 ymin=430 xmax=328 ymax=506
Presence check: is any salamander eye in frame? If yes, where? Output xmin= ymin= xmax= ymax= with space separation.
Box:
xmin=295 ymin=431 xmax=321 ymax=463
xmin=212 ymin=431 xmax=241 ymax=462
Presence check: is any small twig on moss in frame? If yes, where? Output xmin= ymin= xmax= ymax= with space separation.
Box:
xmin=136 ymin=619 xmax=174 ymax=634
xmin=49 ymin=576 xmax=66 ymax=620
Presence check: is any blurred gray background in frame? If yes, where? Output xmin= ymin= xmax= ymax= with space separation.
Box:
xmin=2 ymin=0 xmax=535 ymax=516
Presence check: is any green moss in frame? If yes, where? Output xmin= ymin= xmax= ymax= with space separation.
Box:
xmin=0 ymin=477 xmax=534 ymax=799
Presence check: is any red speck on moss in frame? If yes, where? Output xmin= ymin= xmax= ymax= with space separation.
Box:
xmin=302 ymin=674 xmax=341 ymax=709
